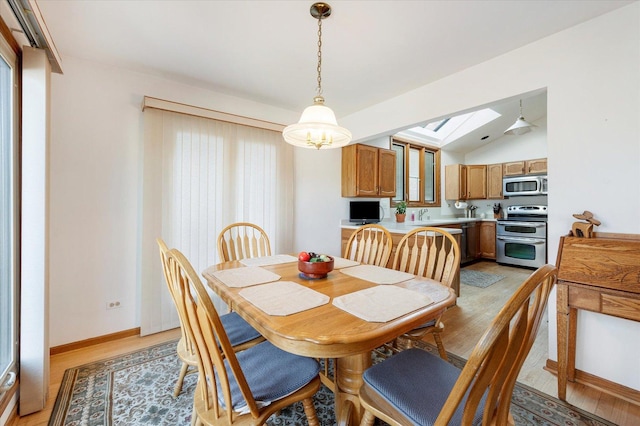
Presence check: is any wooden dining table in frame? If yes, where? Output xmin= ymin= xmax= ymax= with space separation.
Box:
xmin=202 ymin=257 xmax=456 ymax=425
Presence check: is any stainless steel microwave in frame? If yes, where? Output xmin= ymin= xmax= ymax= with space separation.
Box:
xmin=503 ymin=175 xmax=547 ymax=196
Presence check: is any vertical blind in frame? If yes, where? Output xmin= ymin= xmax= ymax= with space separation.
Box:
xmin=141 ymin=107 xmax=294 ymax=335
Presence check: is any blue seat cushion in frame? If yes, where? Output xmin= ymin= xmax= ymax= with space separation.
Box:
xmin=411 ymin=318 xmax=437 ymax=330
xmin=363 ymin=348 xmax=485 ymax=425
xmin=217 ymin=341 xmax=319 ymax=413
xmin=220 ymin=312 xmax=262 ymax=346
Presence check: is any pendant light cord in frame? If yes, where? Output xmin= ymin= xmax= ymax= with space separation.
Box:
xmin=316 ymin=15 xmax=323 ymax=97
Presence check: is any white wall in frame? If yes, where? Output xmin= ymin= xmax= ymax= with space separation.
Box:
xmin=465 ymin=117 xmax=547 ymax=165
xmin=48 ymin=3 xmax=639 ymax=389
xmin=339 ymin=4 xmax=640 ymax=389
xmin=48 ymin=57 xmax=298 ymax=346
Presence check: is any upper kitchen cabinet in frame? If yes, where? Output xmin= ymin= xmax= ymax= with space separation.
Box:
xmin=487 ymin=163 xmax=504 ymax=199
xmin=525 ymin=158 xmax=547 ymax=175
xmin=342 ymin=144 xmax=396 ymax=197
xmin=445 ymin=164 xmax=486 ymax=200
xmin=467 ymin=165 xmax=487 ymax=199
xmin=503 ymin=161 xmax=526 ymax=176
xmin=503 ymin=158 xmax=547 ymax=176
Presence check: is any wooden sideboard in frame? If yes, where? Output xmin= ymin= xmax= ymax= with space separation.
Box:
xmin=555 ymin=234 xmax=640 ymax=403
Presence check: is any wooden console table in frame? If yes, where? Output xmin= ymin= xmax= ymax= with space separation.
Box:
xmin=555 ymin=234 xmax=640 ymax=402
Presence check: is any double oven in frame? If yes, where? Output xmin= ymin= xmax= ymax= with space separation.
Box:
xmin=496 ymin=205 xmax=547 ymax=269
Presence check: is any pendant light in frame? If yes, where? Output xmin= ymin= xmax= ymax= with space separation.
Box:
xmin=283 ymin=3 xmax=352 ymax=149
xmin=504 ymin=99 xmax=537 ymax=136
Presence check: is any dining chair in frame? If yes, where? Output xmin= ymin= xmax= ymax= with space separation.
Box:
xmin=359 ymin=264 xmax=557 ymax=426
xmin=216 ymin=222 xmax=272 ymax=262
xmin=343 ymin=223 xmax=393 ymax=267
xmin=318 ymin=224 xmax=393 ymax=391
xmin=156 ymin=238 xmax=264 ymax=397
xmin=390 ymin=227 xmax=461 ymax=359
xmin=166 ymin=248 xmax=321 ymax=426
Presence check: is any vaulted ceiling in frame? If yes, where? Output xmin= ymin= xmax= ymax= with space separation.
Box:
xmin=8 ymin=1 xmax=634 ymax=150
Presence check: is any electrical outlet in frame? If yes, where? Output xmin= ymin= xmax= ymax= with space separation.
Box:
xmin=106 ymin=301 xmax=121 ymax=310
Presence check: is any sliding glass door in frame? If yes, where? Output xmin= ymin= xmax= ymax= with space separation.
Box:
xmin=0 ymin=33 xmax=19 ymax=396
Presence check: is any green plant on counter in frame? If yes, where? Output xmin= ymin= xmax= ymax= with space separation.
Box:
xmin=395 ymin=201 xmax=407 ymax=215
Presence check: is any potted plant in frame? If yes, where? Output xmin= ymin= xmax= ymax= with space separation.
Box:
xmin=395 ymin=201 xmax=407 ymax=223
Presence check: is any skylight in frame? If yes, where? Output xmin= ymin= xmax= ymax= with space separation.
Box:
xmin=397 ymin=108 xmax=501 ymax=146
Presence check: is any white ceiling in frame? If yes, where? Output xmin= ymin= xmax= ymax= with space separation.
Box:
xmin=13 ymin=0 xmax=635 ymax=149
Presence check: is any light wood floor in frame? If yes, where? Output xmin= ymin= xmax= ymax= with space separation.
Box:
xmin=11 ymin=261 xmax=640 ymax=426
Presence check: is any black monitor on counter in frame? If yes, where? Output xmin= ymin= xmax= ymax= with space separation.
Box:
xmin=349 ymin=201 xmax=380 ymax=224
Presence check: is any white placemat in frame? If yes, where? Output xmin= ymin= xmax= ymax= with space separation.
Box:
xmin=239 ymin=281 xmax=330 ymax=316
xmin=332 ymin=257 xmax=360 ymax=269
xmin=339 ymin=264 xmax=414 ymax=285
xmin=396 ymin=278 xmax=451 ymax=304
xmin=333 ymin=285 xmax=434 ymax=322
xmin=239 ymin=254 xmax=298 ymax=267
xmin=211 ymin=266 xmax=280 ymax=288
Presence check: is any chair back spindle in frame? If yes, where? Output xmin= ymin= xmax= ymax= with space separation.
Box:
xmin=393 ymin=227 xmax=460 ymax=289
xmin=344 ymin=224 xmax=393 ymax=267
xmin=217 ymin=222 xmax=271 ymax=262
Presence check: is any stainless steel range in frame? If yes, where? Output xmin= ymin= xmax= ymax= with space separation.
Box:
xmin=496 ymin=205 xmax=548 ymax=269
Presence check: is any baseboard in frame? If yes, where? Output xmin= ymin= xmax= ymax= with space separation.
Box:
xmin=545 ymin=359 xmax=640 ymax=406
xmin=50 ymin=328 xmax=141 ymax=356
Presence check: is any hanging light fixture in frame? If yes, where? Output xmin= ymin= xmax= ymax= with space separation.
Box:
xmin=283 ymin=2 xmax=351 ymax=149
xmin=504 ymin=99 xmax=537 ymax=136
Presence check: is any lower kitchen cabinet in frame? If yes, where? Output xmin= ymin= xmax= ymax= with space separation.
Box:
xmin=479 ymin=221 xmax=497 ymax=259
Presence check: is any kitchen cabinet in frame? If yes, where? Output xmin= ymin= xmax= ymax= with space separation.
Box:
xmin=525 ymin=158 xmax=547 ymax=174
xmin=486 ymin=163 xmax=503 ymax=199
xmin=479 ymin=221 xmax=497 ymax=259
xmin=445 ymin=164 xmax=467 ymax=200
xmin=341 ymin=144 xmax=396 ymax=197
xmin=445 ymin=164 xmax=486 ymax=200
xmin=503 ymin=161 xmax=526 ymax=176
xmin=503 ymin=158 xmax=547 ymax=176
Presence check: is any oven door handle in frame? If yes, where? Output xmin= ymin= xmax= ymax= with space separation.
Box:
xmin=498 ymin=221 xmax=546 ymax=228
xmin=497 ymin=236 xmax=546 ymax=244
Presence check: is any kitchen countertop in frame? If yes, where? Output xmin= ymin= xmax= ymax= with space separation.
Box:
xmin=340 ymin=218 xmax=496 ymax=234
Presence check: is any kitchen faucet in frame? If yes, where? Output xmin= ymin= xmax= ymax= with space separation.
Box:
xmin=418 ymin=208 xmax=429 ymax=221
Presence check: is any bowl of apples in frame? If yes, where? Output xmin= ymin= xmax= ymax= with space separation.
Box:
xmin=298 ymin=252 xmax=334 ymax=279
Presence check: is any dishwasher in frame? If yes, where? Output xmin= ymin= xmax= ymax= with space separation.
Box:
xmin=460 ymin=222 xmax=479 ymax=263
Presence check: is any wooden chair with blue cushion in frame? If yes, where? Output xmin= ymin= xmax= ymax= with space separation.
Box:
xmin=217 ymin=222 xmax=272 ymax=262
xmin=156 ymin=238 xmax=264 ymax=397
xmin=358 ymin=264 xmax=557 ymax=426
xmin=166 ymin=248 xmax=321 ymax=426
xmin=344 ymin=223 xmax=393 ymax=267
xmin=389 ymin=227 xmax=460 ymax=359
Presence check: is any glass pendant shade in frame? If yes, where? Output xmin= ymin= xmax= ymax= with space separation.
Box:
xmin=283 ymin=3 xmax=351 ymax=150
xmin=283 ymin=96 xmax=352 ymax=149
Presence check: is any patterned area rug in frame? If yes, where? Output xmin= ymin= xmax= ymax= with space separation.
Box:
xmin=49 ymin=339 xmax=616 ymax=426
xmin=460 ymin=268 xmax=505 ymax=288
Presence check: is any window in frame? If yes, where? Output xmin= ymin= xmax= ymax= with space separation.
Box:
xmin=392 ymin=138 xmax=440 ymax=207
xmin=0 ymin=32 xmax=19 ymax=399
